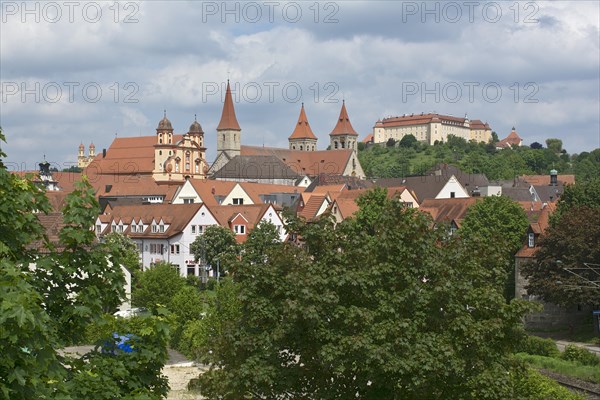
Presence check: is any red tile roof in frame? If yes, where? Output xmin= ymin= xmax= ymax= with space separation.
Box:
xmin=419 ymin=198 xmax=481 ymax=225
xmin=241 ymin=146 xmax=354 ymax=176
xmin=104 ymin=203 xmax=203 ymax=238
xmin=520 ymin=174 xmax=575 ymax=186
xmin=361 ymin=134 xmax=374 ymax=143
xmin=377 ymin=113 xmax=490 ymax=130
xmin=298 ymin=194 xmax=328 ymax=221
xmin=289 ymin=103 xmax=317 ymax=140
xmin=330 ymin=101 xmax=358 ymax=136
xmin=216 ymin=81 xmax=241 ymax=131
xmin=84 ymin=135 xmax=183 ymax=176
xmin=496 ymin=128 xmax=522 ymax=148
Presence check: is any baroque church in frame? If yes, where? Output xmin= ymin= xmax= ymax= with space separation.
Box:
xmin=83 ymin=80 xmax=364 ymax=183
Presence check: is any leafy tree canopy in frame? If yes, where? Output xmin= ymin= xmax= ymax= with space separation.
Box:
xmin=133 ymin=261 xmax=185 ymax=310
xmin=399 ymin=134 xmax=417 ymax=148
xmin=193 ymin=189 xmax=536 ymax=399
xmin=190 ymin=225 xmax=239 ymax=275
xmin=522 ymin=206 xmax=600 ymax=306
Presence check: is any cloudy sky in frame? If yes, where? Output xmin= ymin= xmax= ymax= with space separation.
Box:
xmin=1 ymin=1 xmax=599 ymax=171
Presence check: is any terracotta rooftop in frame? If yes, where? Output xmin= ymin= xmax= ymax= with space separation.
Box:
xmin=216 ymin=81 xmax=241 ymax=131
xmin=241 ymin=146 xmax=355 ymax=177
xmin=377 ymin=113 xmax=490 ymax=130
xmin=104 ymin=203 xmax=203 ymax=239
xmin=306 ymin=174 xmax=373 ymax=192
xmin=419 ymin=197 xmax=481 ymax=226
xmin=521 ymin=174 xmax=575 ymax=186
xmin=496 ymin=128 xmax=522 ymax=148
xmin=374 ymin=175 xmax=453 ymax=204
xmin=298 ymin=194 xmax=328 ymax=221
xmin=361 ymin=134 xmax=374 ymax=143
xmin=85 ymin=135 xmax=183 ymax=176
xmin=289 ymin=103 xmax=317 ymax=140
xmin=330 ymin=101 xmax=358 ymax=136
xmin=187 ymin=180 xmax=237 ymax=206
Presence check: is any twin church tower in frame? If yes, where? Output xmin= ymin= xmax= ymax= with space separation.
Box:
xmin=79 ymin=81 xmax=361 ymax=181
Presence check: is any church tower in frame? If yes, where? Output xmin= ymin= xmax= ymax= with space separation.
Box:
xmin=329 ymin=101 xmax=359 ymax=151
xmin=154 ymin=111 xmax=175 ymax=174
xmin=216 ymin=80 xmax=241 ymax=160
xmin=288 ymin=103 xmax=318 ymax=151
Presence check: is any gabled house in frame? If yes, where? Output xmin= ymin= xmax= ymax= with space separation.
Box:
xmin=96 ymin=203 xmax=220 ymax=276
xmin=208 ymin=204 xmax=287 ymax=243
xmin=330 ymin=186 xmax=419 ymax=224
xmin=375 ymin=174 xmax=469 ymax=204
xmin=296 ymin=193 xmax=332 ymax=221
xmin=418 ymin=197 xmax=481 ymax=234
xmin=171 ymin=179 xmax=237 ymax=205
xmin=220 ymin=182 xmax=303 ymax=207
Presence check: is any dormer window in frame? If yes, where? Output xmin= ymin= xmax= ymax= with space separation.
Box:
xmin=528 ymin=233 xmax=535 ymax=248
xmin=152 ymin=224 xmax=158 ymax=233
xmin=159 ymin=224 xmax=165 ymax=233
xmin=234 ymin=225 xmax=245 ymax=235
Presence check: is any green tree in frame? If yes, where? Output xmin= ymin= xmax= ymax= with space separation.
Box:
xmin=459 ymin=196 xmax=529 ymax=299
xmin=242 ymin=220 xmax=281 ymax=265
xmin=190 ymin=225 xmax=239 ymax=277
xmin=545 ymin=138 xmax=563 ymax=153
xmin=32 ymin=178 xmax=126 ymax=343
xmin=103 ymin=231 xmax=141 ymax=273
xmin=399 ymin=134 xmax=417 ymax=148
xmin=194 ymin=189 xmax=535 ymax=399
xmin=133 ymin=261 xmax=185 ymax=310
xmin=169 ymin=285 xmax=206 ymax=349
xmin=521 ymin=206 xmax=600 ymax=306
xmin=0 ymin=130 xmax=168 ymax=399
xmin=530 ymin=142 xmax=543 ymax=150
xmin=551 ymin=178 xmax=600 ymax=225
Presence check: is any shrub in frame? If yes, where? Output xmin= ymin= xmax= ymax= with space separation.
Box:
xmin=561 ymin=344 xmax=600 ymax=367
xmin=512 ymin=367 xmax=584 ymax=400
xmin=515 ymin=335 xmax=560 ymax=357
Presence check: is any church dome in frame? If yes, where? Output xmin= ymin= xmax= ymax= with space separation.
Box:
xmin=157 ymin=111 xmax=173 ymax=130
xmin=189 ymin=115 xmax=203 ymax=134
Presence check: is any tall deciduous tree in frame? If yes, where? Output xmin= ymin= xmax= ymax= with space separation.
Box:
xmin=522 ymin=206 xmax=600 ymax=306
xmin=133 ymin=261 xmax=185 ymax=310
xmin=459 ymin=196 xmax=529 ymax=299
xmin=194 ymin=189 xmax=535 ymax=399
xmin=190 ymin=225 xmax=239 ymax=276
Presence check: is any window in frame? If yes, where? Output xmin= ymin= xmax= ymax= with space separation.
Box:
xmin=234 ymin=225 xmax=245 ymax=234
xmin=159 ymin=224 xmax=165 ymax=233
xmin=233 ymin=198 xmax=244 ymax=205
xmin=198 ymin=225 xmax=205 ymax=234
xmin=150 ymin=244 xmax=164 ymax=254
xmin=528 ymin=233 xmax=535 ymax=248
xmin=450 ymin=192 xmax=456 ymax=198
xmin=151 ymin=224 xmax=158 ymax=233
xmin=191 ymin=225 xmax=196 ymax=234
xmin=183 ymin=198 xmax=194 ymax=204
xmin=170 ymin=244 xmax=180 ymax=254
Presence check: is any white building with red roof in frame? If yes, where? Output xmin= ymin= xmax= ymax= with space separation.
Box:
xmin=372 ymin=113 xmax=492 ymax=145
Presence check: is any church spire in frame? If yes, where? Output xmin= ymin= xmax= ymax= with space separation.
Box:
xmin=289 ymin=103 xmax=317 ymax=140
xmin=330 ymin=100 xmax=358 ymax=136
xmin=217 ymin=80 xmax=241 ymax=131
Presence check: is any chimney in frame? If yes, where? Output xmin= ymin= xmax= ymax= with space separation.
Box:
xmin=102 ymin=149 xmax=107 ymax=158
xmin=550 ymin=169 xmax=558 ymax=186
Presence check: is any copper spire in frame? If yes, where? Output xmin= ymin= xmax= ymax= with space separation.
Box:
xmin=330 ymin=100 xmax=358 ymax=136
xmin=217 ymin=80 xmax=241 ymax=131
xmin=289 ymin=103 xmax=317 ymax=140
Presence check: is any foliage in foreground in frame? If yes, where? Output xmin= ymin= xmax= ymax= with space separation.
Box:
xmin=191 ymin=188 xmax=538 ymax=399
xmin=512 ymin=367 xmax=585 ymax=400
xmin=515 ymin=353 xmax=600 ymax=385
xmin=0 ymin=130 xmax=168 ymax=399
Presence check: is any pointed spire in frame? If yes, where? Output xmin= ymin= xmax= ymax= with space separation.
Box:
xmin=330 ymin=100 xmax=358 ymax=136
xmin=289 ymin=103 xmax=317 ymax=140
xmin=217 ymin=81 xmax=241 ymax=131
